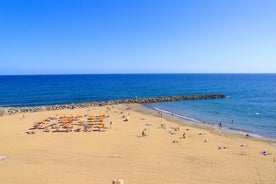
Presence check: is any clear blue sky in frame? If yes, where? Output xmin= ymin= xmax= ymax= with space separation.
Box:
xmin=0 ymin=0 xmax=275 ymax=74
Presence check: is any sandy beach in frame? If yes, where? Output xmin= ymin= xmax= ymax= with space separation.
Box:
xmin=0 ymin=104 xmax=276 ymax=184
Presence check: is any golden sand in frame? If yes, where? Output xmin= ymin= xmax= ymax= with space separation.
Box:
xmin=0 ymin=104 xmax=276 ymax=184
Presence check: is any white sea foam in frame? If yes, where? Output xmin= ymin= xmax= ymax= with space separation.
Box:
xmin=151 ymin=106 xmax=201 ymax=123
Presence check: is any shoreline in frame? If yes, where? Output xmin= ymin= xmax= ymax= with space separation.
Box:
xmin=142 ymin=104 xmax=276 ymax=142
xmin=131 ymin=104 xmax=276 ymax=144
xmin=1 ymin=100 xmax=275 ymax=142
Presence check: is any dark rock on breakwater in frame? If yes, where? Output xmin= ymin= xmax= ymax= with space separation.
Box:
xmin=0 ymin=94 xmax=225 ymax=116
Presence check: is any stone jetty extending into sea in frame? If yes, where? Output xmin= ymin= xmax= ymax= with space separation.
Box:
xmin=0 ymin=94 xmax=225 ymax=116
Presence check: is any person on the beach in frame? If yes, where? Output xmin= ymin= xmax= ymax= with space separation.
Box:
xmin=182 ymin=133 xmax=186 ymax=139
xmin=219 ymin=122 xmax=222 ymax=129
xmin=84 ymin=124 xmax=89 ymax=132
xmin=26 ymin=131 xmax=35 ymax=134
xmin=160 ymin=123 xmax=166 ymax=129
xmin=142 ymin=129 xmax=147 ymax=136
xmin=110 ymin=121 xmax=112 ymax=128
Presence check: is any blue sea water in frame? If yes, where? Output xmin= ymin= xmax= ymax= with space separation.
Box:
xmin=0 ymin=74 xmax=275 ymax=138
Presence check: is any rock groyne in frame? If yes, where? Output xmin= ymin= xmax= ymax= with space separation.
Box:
xmin=0 ymin=94 xmax=225 ymax=116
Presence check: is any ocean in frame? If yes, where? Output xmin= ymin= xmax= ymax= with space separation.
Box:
xmin=0 ymin=74 xmax=275 ymax=138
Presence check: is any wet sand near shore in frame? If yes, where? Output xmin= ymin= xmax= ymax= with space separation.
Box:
xmin=0 ymin=104 xmax=276 ymax=184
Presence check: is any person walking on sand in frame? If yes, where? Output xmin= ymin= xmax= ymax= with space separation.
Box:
xmin=182 ymin=133 xmax=186 ymax=139
xmin=110 ymin=121 xmax=112 ymax=128
xmin=142 ymin=129 xmax=147 ymax=137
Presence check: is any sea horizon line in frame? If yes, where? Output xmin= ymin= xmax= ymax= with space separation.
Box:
xmin=0 ymin=73 xmax=276 ymax=76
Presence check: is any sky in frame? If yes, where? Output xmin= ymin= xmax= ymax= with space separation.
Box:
xmin=0 ymin=0 xmax=275 ymax=74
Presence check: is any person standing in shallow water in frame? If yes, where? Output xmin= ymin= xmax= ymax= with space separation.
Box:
xmin=219 ymin=122 xmax=222 ymax=129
